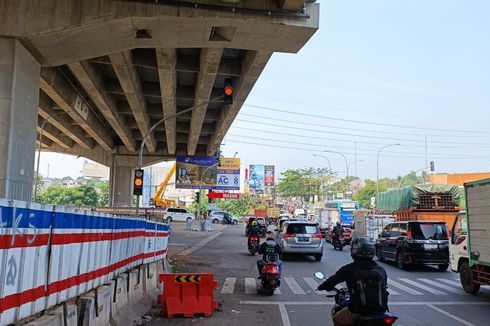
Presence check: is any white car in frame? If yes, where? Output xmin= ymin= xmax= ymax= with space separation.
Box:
xmin=164 ymin=207 xmax=194 ymax=223
xmin=208 ymin=211 xmax=239 ymax=224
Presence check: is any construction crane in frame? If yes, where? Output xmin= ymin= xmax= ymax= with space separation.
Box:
xmin=151 ymin=163 xmax=177 ymax=208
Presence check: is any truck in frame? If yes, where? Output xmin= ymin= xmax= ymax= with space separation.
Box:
xmin=352 ymin=213 xmax=395 ymax=240
xmin=375 ymin=184 xmax=460 ymax=226
xmin=450 ymin=178 xmax=490 ymax=294
xmin=318 ymin=208 xmax=339 ymax=234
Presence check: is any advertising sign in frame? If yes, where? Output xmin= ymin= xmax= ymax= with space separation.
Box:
xmin=249 ymin=164 xmax=265 ymax=194
xmin=216 ymin=158 xmax=241 ymax=190
xmin=175 ymin=156 xmax=219 ymax=189
xmin=264 ymin=165 xmax=275 ymax=186
xmin=175 ymin=156 xmax=240 ymax=190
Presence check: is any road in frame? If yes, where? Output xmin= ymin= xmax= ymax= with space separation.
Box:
xmin=150 ymin=223 xmax=490 ymax=326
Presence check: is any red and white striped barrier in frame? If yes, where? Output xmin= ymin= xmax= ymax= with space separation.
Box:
xmin=0 ymin=199 xmax=170 ymax=326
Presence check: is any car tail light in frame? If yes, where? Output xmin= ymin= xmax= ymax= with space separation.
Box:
xmin=390 ymin=239 xmax=398 ymax=245
xmin=250 ymin=235 xmax=259 ymax=241
xmin=312 ymin=233 xmax=323 ymax=239
xmin=383 ymin=316 xmax=397 ymax=325
xmin=407 ymin=230 xmax=412 ymax=239
xmin=284 ymin=233 xmax=295 ymax=238
xmin=455 ymin=235 xmax=466 ymax=245
xmin=447 ymin=230 xmax=451 ymax=238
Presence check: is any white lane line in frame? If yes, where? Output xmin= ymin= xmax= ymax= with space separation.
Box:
xmin=419 ymin=278 xmax=467 ymax=295
xmin=275 ymin=286 xmax=282 ymax=294
xmin=178 ymin=231 xmax=223 ymax=256
xmin=399 ymin=278 xmax=446 ymax=295
xmin=388 ymin=279 xmax=424 ymax=295
xmin=278 ymin=303 xmax=292 ymax=326
xmin=438 ymin=278 xmax=462 ymax=287
xmin=428 ymin=305 xmax=475 ymax=326
xmin=302 ymin=277 xmax=321 ymax=294
xmin=284 ymin=277 xmax=305 ymax=295
xmin=245 ymin=278 xmax=257 ymax=294
xmin=386 ymin=287 xmax=401 ymax=295
xmin=240 ymin=300 xmax=490 ymax=306
xmin=221 ymin=277 xmax=236 ymax=294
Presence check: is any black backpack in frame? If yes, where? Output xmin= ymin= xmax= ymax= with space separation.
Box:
xmin=351 ymin=267 xmax=388 ymax=315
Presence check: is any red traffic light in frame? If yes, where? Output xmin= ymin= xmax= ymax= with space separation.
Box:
xmin=224 ymin=78 xmax=233 ymax=104
xmin=224 ymin=86 xmax=233 ymax=96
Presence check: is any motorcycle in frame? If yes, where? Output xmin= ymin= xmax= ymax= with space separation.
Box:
xmin=259 ymin=253 xmax=281 ymax=296
xmin=314 ymin=272 xmax=398 ymax=326
xmin=332 ymin=234 xmax=345 ymax=251
xmin=248 ymin=234 xmax=260 ymax=255
xmin=222 ymin=215 xmax=238 ymax=225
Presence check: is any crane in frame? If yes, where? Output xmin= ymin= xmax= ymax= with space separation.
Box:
xmin=151 ymin=163 xmax=177 ymax=208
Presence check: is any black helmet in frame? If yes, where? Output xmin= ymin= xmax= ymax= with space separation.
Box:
xmin=350 ymin=237 xmax=375 ymax=260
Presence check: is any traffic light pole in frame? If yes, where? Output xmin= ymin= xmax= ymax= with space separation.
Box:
xmin=135 ymin=95 xmax=224 ymax=217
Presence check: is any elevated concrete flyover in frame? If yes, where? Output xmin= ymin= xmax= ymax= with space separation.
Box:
xmin=0 ymin=0 xmax=319 ymax=204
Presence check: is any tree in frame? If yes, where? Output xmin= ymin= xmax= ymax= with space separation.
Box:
xmin=38 ymin=184 xmax=99 ymax=206
xmin=98 ymin=182 xmax=109 ymax=206
xmin=215 ymin=194 xmax=260 ymax=216
xmin=353 ymin=180 xmax=388 ymax=208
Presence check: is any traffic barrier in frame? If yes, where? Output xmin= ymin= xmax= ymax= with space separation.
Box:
xmin=158 ymin=273 xmax=218 ymax=318
xmin=204 ymin=220 xmax=213 ymax=232
xmin=144 ymin=262 xmax=158 ymax=297
xmin=190 ymin=220 xmax=201 ymax=231
xmin=0 ymin=198 xmax=170 ymax=326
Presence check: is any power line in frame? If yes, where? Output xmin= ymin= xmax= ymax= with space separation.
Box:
xmin=243 ymin=104 xmax=490 ymax=134
xmin=234 ymin=118 xmax=490 ymax=147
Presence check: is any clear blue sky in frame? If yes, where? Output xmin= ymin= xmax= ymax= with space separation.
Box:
xmin=221 ymin=0 xmax=490 ymax=180
xmin=40 ymin=0 xmax=490 ymax=180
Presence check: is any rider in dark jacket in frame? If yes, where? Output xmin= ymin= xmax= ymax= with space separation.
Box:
xmin=257 ymin=231 xmax=283 ymax=278
xmin=248 ymin=221 xmax=261 ymax=249
xmin=332 ymin=222 xmax=344 ymax=244
xmin=318 ymin=237 xmax=388 ymax=326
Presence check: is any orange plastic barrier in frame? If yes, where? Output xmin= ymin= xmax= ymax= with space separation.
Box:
xmin=158 ymin=273 xmax=218 ymax=318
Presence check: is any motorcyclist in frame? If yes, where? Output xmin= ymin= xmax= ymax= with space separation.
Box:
xmin=248 ymin=220 xmax=261 ymax=249
xmin=332 ymin=222 xmax=344 ymax=245
xmin=317 ymin=237 xmax=388 ymax=326
xmin=257 ymin=231 xmax=283 ymax=278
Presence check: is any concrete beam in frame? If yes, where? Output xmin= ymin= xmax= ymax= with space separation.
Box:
xmin=68 ymin=61 xmax=137 ymax=152
xmin=37 ymin=119 xmax=74 ymax=149
xmin=110 ymin=51 xmax=157 ymax=153
xmin=188 ymin=48 xmax=223 ymax=155
xmin=156 ymin=48 xmax=177 ymax=155
xmin=208 ymin=50 xmax=272 ymax=155
xmin=38 ymin=91 xmax=93 ymax=150
xmin=279 ymin=0 xmax=305 ymax=11
xmin=39 ymin=67 xmax=114 ymax=151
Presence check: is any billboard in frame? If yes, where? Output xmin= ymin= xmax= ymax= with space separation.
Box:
xmin=249 ymin=164 xmax=265 ymax=194
xmin=176 ymin=156 xmax=219 ymax=189
xmin=264 ymin=165 xmax=275 ymax=186
xmin=175 ymin=156 xmax=240 ymax=190
xmin=216 ymin=158 xmax=240 ymax=190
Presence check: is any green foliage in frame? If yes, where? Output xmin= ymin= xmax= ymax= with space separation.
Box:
xmin=277 ymin=168 xmax=334 ymax=201
xmin=98 ymin=182 xmax=109 ymax=206
xmin=353 ymin=180 xmax=388 ymax=208
xmin=215 ymin=194 xmax=260 ymax=216
xmin=38 ymin=184 xmax=100 ymax=207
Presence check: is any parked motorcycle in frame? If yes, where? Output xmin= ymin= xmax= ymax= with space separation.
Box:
xmin=259 ymin=253 xmax=281 ymax=296
xmin=248 ymin=234 xmax=260 ymax=255
xmin=314 ymin=272 xmax=398 ymax=325
xmin=332 ymin=235 xmax=345 ymax=251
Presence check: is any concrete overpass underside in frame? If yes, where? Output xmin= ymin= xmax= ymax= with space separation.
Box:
xmin=0 ymin=0 xmax=318 ymax=203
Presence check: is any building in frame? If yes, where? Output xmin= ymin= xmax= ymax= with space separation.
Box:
xmin=429 ymin=173 xmax=490 ymax=186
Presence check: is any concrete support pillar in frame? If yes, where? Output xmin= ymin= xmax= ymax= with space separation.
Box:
xmin=109 ymin=156 xmax=136 ymax=207
xmin=0 ymin=38 xmax=40 ymax=201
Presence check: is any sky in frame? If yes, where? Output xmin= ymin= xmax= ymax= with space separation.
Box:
xmin=37 ymin=0 xmax=490 ymax=181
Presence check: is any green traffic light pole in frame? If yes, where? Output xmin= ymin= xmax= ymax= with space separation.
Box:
xmin=135 ymin=95 xmax=225 ymax=217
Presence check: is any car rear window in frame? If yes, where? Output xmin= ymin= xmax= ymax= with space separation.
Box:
xmin=287 ymin=224 xmax=319 ymax=234
xmin=411 ymin=223 xmax=448 ymax=240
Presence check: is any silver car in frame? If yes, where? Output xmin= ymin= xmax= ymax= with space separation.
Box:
xmin=277 ymin=221 xmax=324 ymax=261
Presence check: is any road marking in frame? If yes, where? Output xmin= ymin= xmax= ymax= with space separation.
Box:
xmin=437 ymin=278 xmax=462 ymax=287
xmin=275 ymin=286 xmax=282 ymax=294
xmin=428 ymin=305 xmax=475 ymax=326
xmin=388 ymin=279 xmax=423 ymax=295
xmin=278 ymin=303 xmax=291 ymax=326
xmin=240 ymin=300 xmax=490 ymax=306
xmin=178 ymin=231 xmax=223 ymax=256
xmin=302 ymin=277 xmax=321 ymax=293
xmin=419 ymin=278 xmax=467 ymax=295
xmin=386 ymin=287 xmax=401 ymax=295
xmin=245 ymin=278 xmax=257 ymax=294
xmin=399 ymin=278 xmax=446 ymax=295
xmin=284 ymin=277 xmax=305 ymax=295
xmin=221 ymin=277 xmax=236 ymax=294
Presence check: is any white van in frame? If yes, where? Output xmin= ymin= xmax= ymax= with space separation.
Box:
xmin=353 ymin=214 xmax=395 ymax=240
xmin=164 ymin=207 xmax=194 ymax=223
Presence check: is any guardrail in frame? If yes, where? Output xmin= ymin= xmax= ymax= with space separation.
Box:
xmin=0 ymin=198 xmax=169 ymax=326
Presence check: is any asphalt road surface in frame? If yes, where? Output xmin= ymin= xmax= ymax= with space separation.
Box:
xmin=149 ymin=223 xmax=490 ymax=326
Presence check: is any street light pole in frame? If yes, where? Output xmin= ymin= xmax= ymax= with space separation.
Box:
xmin=33 ymin=111 xmax=66 ymax=201
xmin=376 ymin=143 xmax=401 ymax=195
xmin=312 ymin=154 xmax=332 ymax=172
xmin=349 ymin=160 xmax=364 ymax=177
xmin=136 ymin=95 xmax=224 ymax=216
xmin=324 ymin=149 xmax=349 ymax=181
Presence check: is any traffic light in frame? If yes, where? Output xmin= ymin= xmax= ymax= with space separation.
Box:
xmin=133 ymin=169 xmax=144 ymax=196
xmin=195 ymin=191 xmax=200 ymax=203
xmin=430 ymin=161 xmax=435 ymax=172
xmin=224 ymin=78 xmax=233 ymax=105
